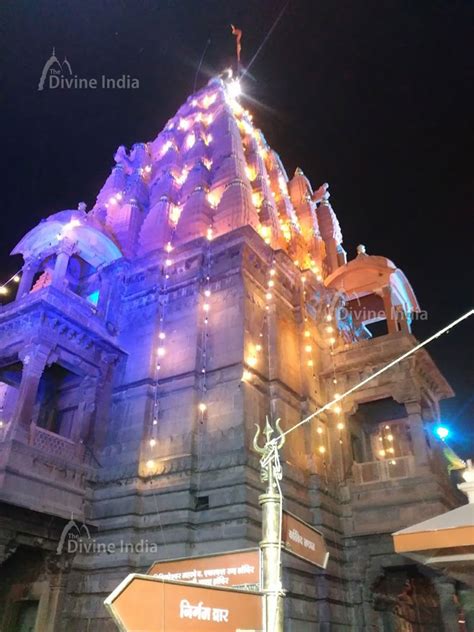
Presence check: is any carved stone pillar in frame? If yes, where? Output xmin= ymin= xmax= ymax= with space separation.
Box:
xmin=16 ymin=259 xmax=40 ymax=300
xmin=10 ymin=344 xmax=51 ymax=438
xmin=433 ymin=577 xmax=461 ymax=632
xmin=382 ymin=286 xmax=397 ymax=334
xmin=52 ymin=239 xmax=76 ymax=290
xmin=70 ymin=375 xmax=98 ymax=444
xmin=405 ymin=401 xmax=429 ymax=466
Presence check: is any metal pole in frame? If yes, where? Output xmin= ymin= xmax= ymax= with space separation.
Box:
xmin=254 ymin=418 xmax=285 ymax=632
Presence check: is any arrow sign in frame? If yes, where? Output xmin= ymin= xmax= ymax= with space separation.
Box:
xmin=105 ymin=573 xmax=264 ymax=632
xmin=282 ymin=511 xmax=329 ymax=568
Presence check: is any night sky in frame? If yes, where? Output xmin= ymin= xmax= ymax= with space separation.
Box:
xmin=1 ymin=1 xmax=473 ymax=455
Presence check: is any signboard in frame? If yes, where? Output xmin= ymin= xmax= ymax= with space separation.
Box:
xmin=282 ymin=511 xmax=329 ymax=568
xmin=147 ymin=549 xmax=261 ymax=589
xmin=105 ymin=573 xmax=264 ymax=632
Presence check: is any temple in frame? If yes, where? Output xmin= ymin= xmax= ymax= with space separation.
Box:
xmin=0 ymin=74 xmax=471 ymax=630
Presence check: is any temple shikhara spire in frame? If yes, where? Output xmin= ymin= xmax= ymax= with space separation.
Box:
xmin=0 ymin=74 xmax=470 ymax=631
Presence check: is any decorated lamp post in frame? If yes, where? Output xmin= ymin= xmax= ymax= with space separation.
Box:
xmin=253 ymin=418 xmax=286 ymax=632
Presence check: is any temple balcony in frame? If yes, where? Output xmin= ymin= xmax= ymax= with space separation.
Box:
xmin=352 ymin=454 xmax=415 ymax=485
xmin=322 ymin=331 xmax=459 ymax=536
xmin=0 ymin=284 xmax=124 ymax=523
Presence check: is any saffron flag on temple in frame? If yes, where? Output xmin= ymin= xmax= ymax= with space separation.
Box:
xmin=104 ymin=573 xmax=264 ymax=631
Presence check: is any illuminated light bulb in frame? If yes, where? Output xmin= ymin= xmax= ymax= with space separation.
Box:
xmin=268 ymin=279 xmax=275 ymax=288
xmin=149 ymin=438 xmax=156 ymax=447
xmin=385 ymin=425 xmax=390 ymax=430
xmin=329 ymin=337 xmax=336 ymax=346
xmin=251 ymin=192 xmax=263 ymax=208
xmin=169 ymin=203 xmax=182 ymax=226
xmin=165 ymin=242 xmax=173 ymax=253
xmin=378 ymin=437 xmax=383 ymax=442
xmin=388 ymin=447 xmax=395 ymax=454
xmin=304 ymin=330 xmax=310 ymax=338
xmin=203 ymin=303 xmax=210 ymax=312
xmin=153 ymin=418 xmax=158 ymax=425
xmin=305 ymin=345 xmax=312 ymax=353
xmin=157 ymin=347 xmax=166 ymax=357
xmin=161 ymin=140 xmax=172 ymax=155
xmin=204 ymin=289 xmax=211 ymax=298
xmin=207 ymin=191 xmax=220 ymax=208
xmin=307 ymin=360 xmax=313 ymax=367
xmin=245 ymin=165 xmax=257 ymax=182
xmin=301 ymin=276 xmax=306 ymax=284
xmin=198 ymin=402 xmax=207 ymax=413
xmin=156 ymin=363 xmax=161 ymax=371
xmin=317 ymin=427 xmax=323 ymax=434
xmin=202 ymin=93 xmax=216 ymax=109
xmin=13 ymin=275 xmax=20 ymax=283
xmin=387 ymin=434 xmax=394 ymax=442
xmin=326 ymin=326 xmax=334 ymax=333
xmin=158 ymin=332 xmax=166 ymax=341
xmin=316 ymin=275 xmax=323 ymax=281
xmin=185 ymin=132 xmax=196 ymax=150
xmin=294 ymin=260 xmax=299 ymax=267
xmin=165 ymin=258 xmax=172 ymax=267
xmin=337 ymin=422 xmax=345 ymax=430
xmin=146 ymin=460 xmax=154 ymax=469
xmin=265 ymin=292 xmax=273 ymax=301
xmin=318 ymin=446 xmax=326 ymax=454
xmin=326 ymin=314 xmax=332 ymax=322
xmin=379 ymin=450 xmax=386 ymax=457
xmin=334 ymin=393 xmax=341 ymax=399
xmin=145 ymin=165 xmax=152 ymax=173
xmin=206 ymin=227 xmax=214 ymax=241
xmin=0 ymin=287 xmax=8 ymax=295
xmin=334 ymin=405 xmax=342 ymax=414
xmin=109 ymin=196 xmax=117 ymax=205
xmin=390 ymin=460 xmax=396 ymax=465
xmin=247 ymin=356 xmax=257 ymax=368
xmin=0 ymin=421 xmax=3 ymax=427
xmin=242 ymin=369 xmax=252 ymax=381
xmin=269 ymin=269 xmax=276 ymax=277
xmin=227 ymin=78 xmax=241 ymax=99
xmin=179 ymin=118 xmax=190 ymax=131
xmin=256 ymin=344 xmax=262 ymax=352
xmin=333 ymin=378 xmax=338 ymax=384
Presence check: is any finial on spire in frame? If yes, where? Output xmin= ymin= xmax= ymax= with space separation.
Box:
xmin=357 ymin=244 xmax=367 ymax=256
xmin=231 ymin=25 xmax=242 ymax=75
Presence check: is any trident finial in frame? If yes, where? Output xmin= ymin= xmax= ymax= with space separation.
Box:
xmin=253 ymin=417 xmax=285 ymax=456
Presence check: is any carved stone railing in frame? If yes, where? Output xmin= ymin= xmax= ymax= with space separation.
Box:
xmin=352 ymin=455 xmax=415 ymax=485
xmin=29 ymin=425 xmax=84 ymax=461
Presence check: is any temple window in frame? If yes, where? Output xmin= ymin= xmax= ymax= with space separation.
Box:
xmin=35 ymin=364 xmax=81 ymax=439
xmin=348 ymin=398 xmax=411 ymax=464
